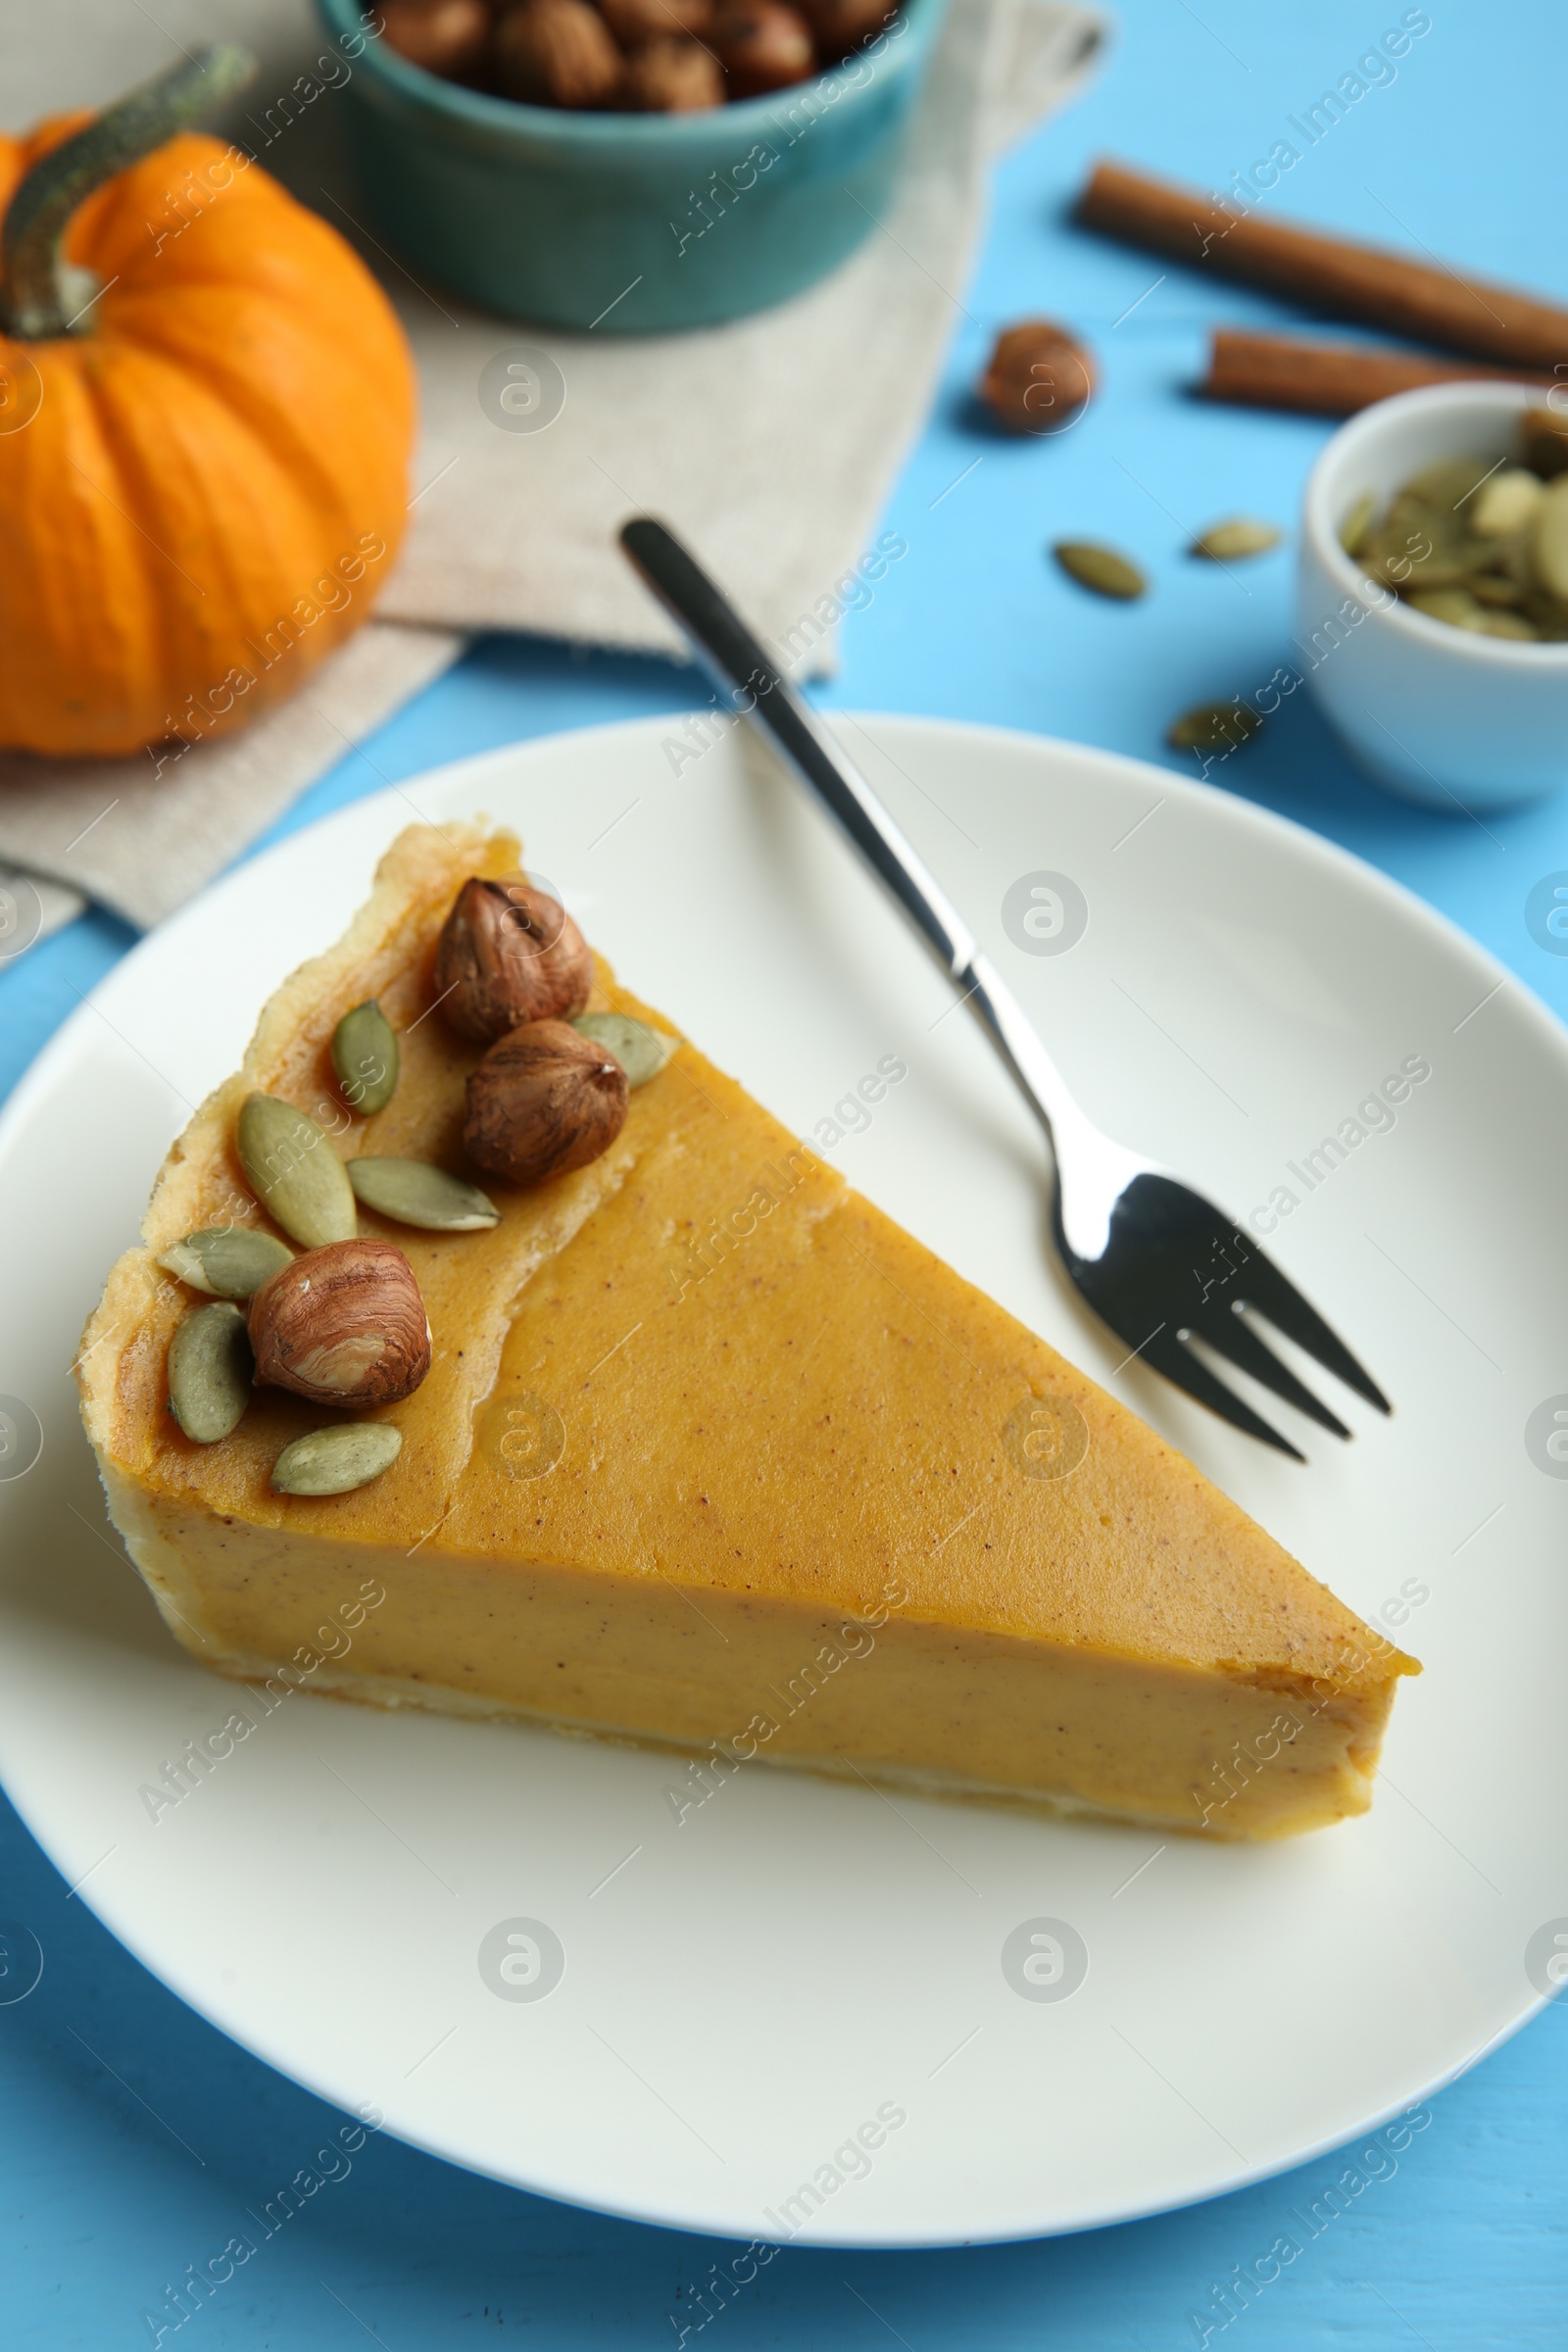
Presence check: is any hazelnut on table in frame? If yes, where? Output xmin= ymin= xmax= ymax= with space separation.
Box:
xmin=979 ymin=319 xmax=1097 ymax=435
xmin=619 ymin=35 xmax=726 ymax=108
xmin=710 ymin=0 xmax=816 ymax=96
xmin=494 ymin=0 xmax=625 ymax=106
xmin=377 ymin=0 xmax=495 ymax=79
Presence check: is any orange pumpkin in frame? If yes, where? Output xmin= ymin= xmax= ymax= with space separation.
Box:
xmin=0 ymin=47 xmax=416 ymax=759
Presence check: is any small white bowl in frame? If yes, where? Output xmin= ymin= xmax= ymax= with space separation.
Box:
xmin=1297 ymin=380 xmax=1568 ymax=809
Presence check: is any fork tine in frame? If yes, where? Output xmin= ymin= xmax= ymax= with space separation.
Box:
xmin=1188 ymin=1303 xmax=1350 ymax=1439
xmin=1237 ymin=1244 xmax=1392 ymax=1415
xmin=1134 ymin=1325 xmax=1305 ymax=1461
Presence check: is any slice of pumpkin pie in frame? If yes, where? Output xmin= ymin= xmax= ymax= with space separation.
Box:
xmin=76 ymin=821 xmax=1416 ymax=1839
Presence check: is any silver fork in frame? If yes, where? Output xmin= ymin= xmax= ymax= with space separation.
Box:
xmin=620 ymin=518 xmax=1391 ymax=1459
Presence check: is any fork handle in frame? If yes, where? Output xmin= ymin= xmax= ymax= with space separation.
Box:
xmin=618 ymin=517 xmax=1106 ymax=1200
xmin=621 ymin=518 xmax=974 ymax=975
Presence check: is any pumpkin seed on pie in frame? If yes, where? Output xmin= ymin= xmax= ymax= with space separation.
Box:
xmin=168 ymin=1302 xmax=253 ymax=1444
xmin=332 ymin=1001 xmax=399 ymax=1115
xmin=236 ymin=1094 xmax=358 ymax=1250
xmin=347 ymin=1156 xmax=500 ymax=1231
xmin=1052 ymin=540 xmax=1147 ymax=600
xmin=570 ymin=1011 xmax=678 ymax=1089
xmin=271 ymin=1422 xmax=403 ymax=1496
xmin=158 ymin=1226 xmax=293 ymax=1299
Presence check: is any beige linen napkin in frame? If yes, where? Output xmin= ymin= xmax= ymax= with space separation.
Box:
xmin=0 ymin=0 xmax=1102 ymax=949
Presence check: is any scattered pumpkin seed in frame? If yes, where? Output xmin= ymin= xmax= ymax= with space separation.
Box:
xmin=347 ymin=1156 xmax=499 ymax=1231
xmin=1167 ymin=702 xmax=1264 ymax=756
xmin=236 ymin=1093 xmax=358 ymax=1250
xmin=1471 ymin=468 xmax=1544 ymax=539
xmin=168 ymin=1301 xmax=253 ymax=1444
xmin=270 ymin=1421 xmax=403 ymax=1496
xmin=158 ymin=1225 xmax=293 ymax=1299
xmin=1339 ymin=491 xmax=1377 ymax=557
xmin=331 ymin=1001 xmax=399 ymax=1115
xmin=569 ymin=1011 xmax=678 ymax=1089
xmin=1052 ymin=540 xmax=1146 ymax=600
xmin=1469 ymin=568 xmax=1527 ymax=609
xmin=1190 ymin=516 xmax=1282 ymax=562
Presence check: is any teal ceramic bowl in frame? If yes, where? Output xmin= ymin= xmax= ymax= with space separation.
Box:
xmin=315 ymin=0 xmax=948 ymax=332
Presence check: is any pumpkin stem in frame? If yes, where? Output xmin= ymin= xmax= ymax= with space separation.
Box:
xmin=1 ymin=43 xmax=258 ymax=339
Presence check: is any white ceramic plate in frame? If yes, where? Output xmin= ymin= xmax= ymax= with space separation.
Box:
xmin=1 ymin=714 xmax=1562 ymax=2249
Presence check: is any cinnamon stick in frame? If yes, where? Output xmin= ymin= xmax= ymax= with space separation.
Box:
xmin=1078 ymin=159 xmax=1568 ymax=373
xmin=1202 ymin=331 xmax=1555 ymax=418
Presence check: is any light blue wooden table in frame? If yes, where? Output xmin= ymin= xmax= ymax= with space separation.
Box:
xmin=3 ymin=3 xmax=1564 ymax=2341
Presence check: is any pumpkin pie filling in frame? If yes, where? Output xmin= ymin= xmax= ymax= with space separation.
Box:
xmin=77 ymin=822 xmax=1417 ymax=1839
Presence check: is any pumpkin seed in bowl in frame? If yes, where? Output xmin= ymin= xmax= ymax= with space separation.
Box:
xmin=1342 ymin=411 xmax=1568 ymax=642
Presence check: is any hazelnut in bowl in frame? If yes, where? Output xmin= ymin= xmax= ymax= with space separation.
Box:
xmin=316 ymin=0 xmax=947 ymax=331
xmin=1298 ymin=381 xmax=1568 ymax=809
